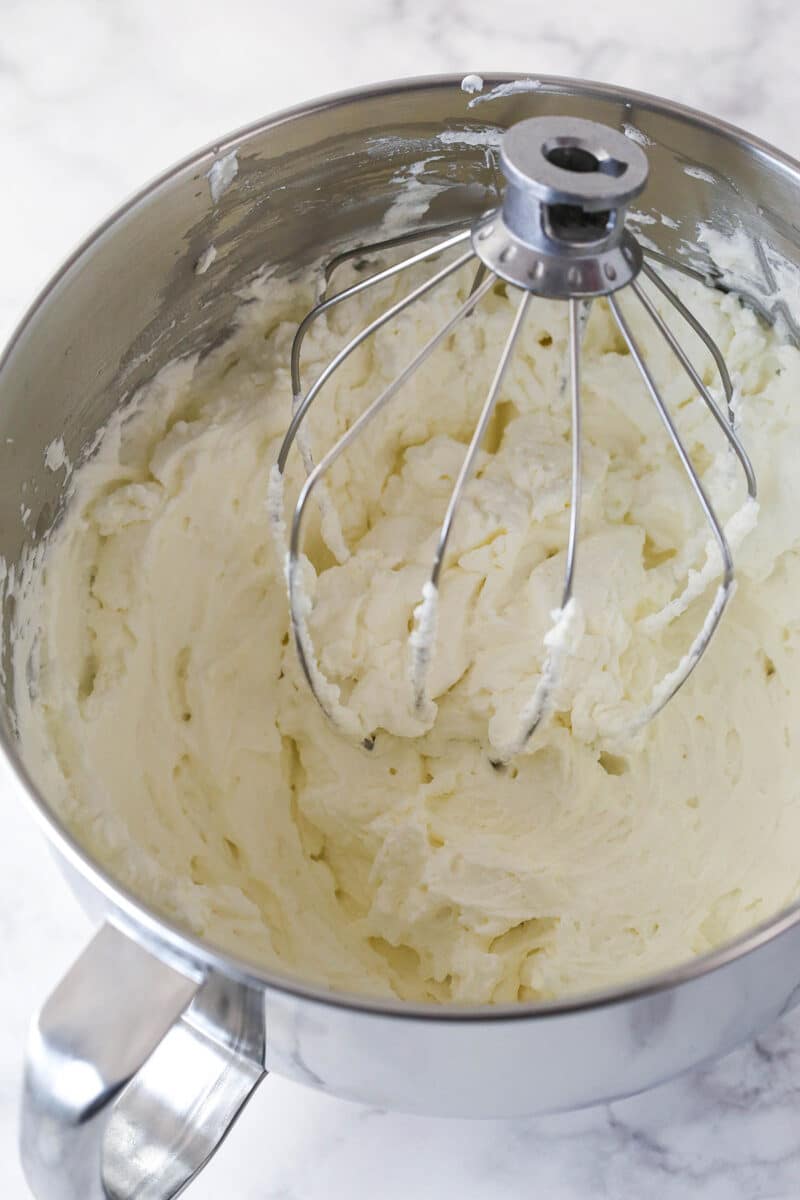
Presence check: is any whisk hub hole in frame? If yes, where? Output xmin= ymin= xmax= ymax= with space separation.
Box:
xmin=543 ymin=140 xmax=627 ymax=179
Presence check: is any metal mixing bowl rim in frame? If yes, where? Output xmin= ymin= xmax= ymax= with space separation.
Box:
xmin=5 ymin=71 xmax=800 ymax=1022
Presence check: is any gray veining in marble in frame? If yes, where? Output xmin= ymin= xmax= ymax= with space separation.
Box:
xmin=3 ymin=1 xmax=800 ymax=1197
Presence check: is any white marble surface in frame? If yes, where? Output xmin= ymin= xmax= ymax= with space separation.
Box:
xmin=3 ymin=1 xmax=800 ymax=1197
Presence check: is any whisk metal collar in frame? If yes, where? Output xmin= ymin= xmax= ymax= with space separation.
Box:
xmin=473 ymin=116 xmax=648 ymax=298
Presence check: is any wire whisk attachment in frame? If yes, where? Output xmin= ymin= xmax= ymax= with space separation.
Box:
xmin=271 ymin=116 xmax=757 ymax=759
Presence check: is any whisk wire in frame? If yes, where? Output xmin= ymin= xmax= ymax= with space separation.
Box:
xmin=279 ymin=246 xmax=475 ymax=474
xmin=641 ymin=260 xmax=735 ymax=422
xmin=631 ymin=278 xmax=756 ymax=498
xmin=489 ymin=296 xmax=586 ymax=763
xmin=432 ymin=289 xmax=531 ymax=591
xmin=410 ymin=288 xmax=532 ymax=712
xmin=563 ymin=297 xmax=585 ymax=607
xmin=290 ymin=229 xmax=472 ymax=400
xmin=277 ymin=116 xmax=758 ymax=755
xmin=321 ymin=222 xmax=472 ymax=298
xmin=468 ymin=261 xmax=489 ymax=299
xmin=608 ymin=293 xmax=735 ymax=720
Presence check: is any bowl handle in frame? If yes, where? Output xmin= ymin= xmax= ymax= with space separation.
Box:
xmin=19 ymin=922 xmax=266 ymax=1199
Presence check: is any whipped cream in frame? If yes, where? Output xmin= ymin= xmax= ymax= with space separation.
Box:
xmin=13 ymin=257 xmax=800 ymax=1003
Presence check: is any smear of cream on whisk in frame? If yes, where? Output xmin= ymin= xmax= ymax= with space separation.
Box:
xmin=490 ymin=597 xmax=582 ymax=763
xmin=408 ymin=580 xmax=439 ymax=724
xmin=267 ymin=464 xmax=364 ymax=741
xmin=628 ymin=583 xmax=731 ymax=736
xmin=641 ymin=497 xmax=759 ymax=637
xmin=267 ymin=462 xmax=288 ymax=546
xmin=600 ymin=496 xmax=758 ymax=743
xmin=468 ymin=78 xmax=542 ymax=108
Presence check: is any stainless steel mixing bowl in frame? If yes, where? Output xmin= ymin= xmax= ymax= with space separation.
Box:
xmin=5 ymin=75 xmax=800 ymax=1200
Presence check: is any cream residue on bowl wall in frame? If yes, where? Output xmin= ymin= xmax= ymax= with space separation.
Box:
xmin=195 ymin=245 xmax=218 ymax=275
xmin=468 ymin=78 xmax=542 ymax=108
xmin=461 ymin=74 xmax=484 ymax=95
xmin=206 ymin=149 xmax=239 ymax=204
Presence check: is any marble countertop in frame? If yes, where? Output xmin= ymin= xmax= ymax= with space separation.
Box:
xmin=3 ymin=1 xmax=800 ymax=1197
